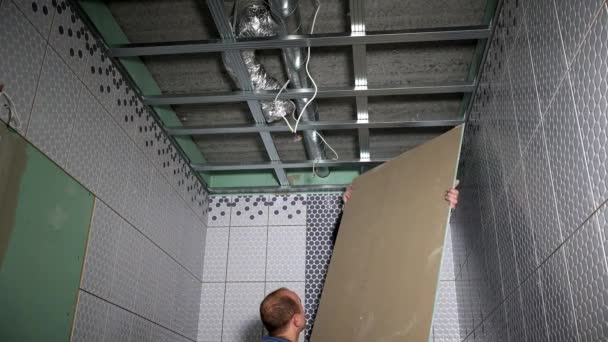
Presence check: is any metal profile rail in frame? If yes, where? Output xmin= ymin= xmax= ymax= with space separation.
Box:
xmin=166 ymin=120 xmax=463 ymax=136
xmin=350 ymin=0 xmax=369 ymax=160
xmin=143 ymin=82 xmax=476 ymax=105
xmin=191 ymin=159 xmax=390 ymax=172
xmin=207 ymin=184 xmax=348 ymax=194
xmin=108 ymin=26 xmax=490 ymax=57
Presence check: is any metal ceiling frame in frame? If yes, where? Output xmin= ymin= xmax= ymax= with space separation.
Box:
xmin=166 ymin=119 xmax=464 ymax=135
xmin=192 ymin=158 xmax=389 ymax=171
xmin=143 ymin=82 xmax=476 ymax=105
xmin=73 ymin=0 xmax=501 ymax=193
xmin=108 ymin=26 xmax=491 ymax=57
xmin=351 ymin=0 xmax=370 ymax=161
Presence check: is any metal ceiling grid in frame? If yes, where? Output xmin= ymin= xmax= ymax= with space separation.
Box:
xmin=72 ymin=0 xmax=500 ymax=193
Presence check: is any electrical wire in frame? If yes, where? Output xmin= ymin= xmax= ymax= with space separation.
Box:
xmin=293 ymin=0 xmax=321 ymax=132
xmin=274 ymin=79 xmax=297 ymax=133
xmin=0 ymin=89 xmax=20 ymax=130
xmin=269 ymin=0 xmax=340 ymax=177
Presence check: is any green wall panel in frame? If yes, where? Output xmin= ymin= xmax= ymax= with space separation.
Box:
xmin=0 ymin=124 xmax=95 ymax=342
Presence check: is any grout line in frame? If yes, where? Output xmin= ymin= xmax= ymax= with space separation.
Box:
xmin=100 ymin=197 xmax=203 ymax=283
xmin=461 ymin=196 xmax=608 ymax=341
xmin=219 ymin=196 xmax=233 ymax=342
xmin=79 ymin=288 xmax=196 ymax=342
xmin=564 ymin=2 xmax=607 ymax=70
xmin=24 ymin=42 xmax=50 ymax=137
xmin=8 ymin=4 xmax=209 ymax=288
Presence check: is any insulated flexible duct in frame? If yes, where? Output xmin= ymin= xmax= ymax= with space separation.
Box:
xmin=269 ymin=0 xmax=330 ymax=177
xmin=222 ymin=0 xmax=295 ymax=123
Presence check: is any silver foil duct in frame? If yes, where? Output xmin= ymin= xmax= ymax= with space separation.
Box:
xmin=222 ymin=0 xmax=295 ymax=123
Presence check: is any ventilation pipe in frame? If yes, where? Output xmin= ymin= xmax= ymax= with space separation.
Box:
xmin=223 ymin=0 xmax=295 ymax=123
xmin=224 ymin=0 xmax=330 ymax=177
xmin=269 ymin=0 xmax=330 ymax=177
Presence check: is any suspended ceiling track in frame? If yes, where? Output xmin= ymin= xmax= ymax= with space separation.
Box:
xmin=166 ymin=120 xmax=464 ymax=136
xmin=72 ymin=0 xmax=499 ymax=192
xmin=192 ymin=159 xmax=390 ymax=172
xmin=143 ymin=82 xmax=475 ymax=105
xmin=350 ymin=0 xmax=370 ymax=161
xmin=108 ymin=26 xmax=491 ymax=57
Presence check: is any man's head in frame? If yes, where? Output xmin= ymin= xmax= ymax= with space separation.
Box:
xmin=260 ymin=288 xmax=305 ymax=337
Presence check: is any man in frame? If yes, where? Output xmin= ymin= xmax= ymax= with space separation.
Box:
xmin=260 ymin=287 xmax=306 ymax=342
xmin=259 ymin=184 xmax=460 ymax=342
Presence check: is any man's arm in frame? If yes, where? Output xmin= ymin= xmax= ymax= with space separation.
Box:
xmin=342 ymin=180 xmax=460 ymax=208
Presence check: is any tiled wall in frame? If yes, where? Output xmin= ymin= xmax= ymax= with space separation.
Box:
xmin=198 ymin=194 xmax=310 ymax=342
xmin=450 ymin=0 xmax=608 ymax=341
xmin=0 ymin=1 xmax=209 ymax=341
xmin=198 ymin=193 xmax=457 ymax=342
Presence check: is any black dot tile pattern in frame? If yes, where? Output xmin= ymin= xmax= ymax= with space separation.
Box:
xmin=304 ymin=194 xmax=343 ymax=341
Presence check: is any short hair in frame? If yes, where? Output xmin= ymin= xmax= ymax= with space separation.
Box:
xmin=260 ymin=288 xmax=301 ymax=335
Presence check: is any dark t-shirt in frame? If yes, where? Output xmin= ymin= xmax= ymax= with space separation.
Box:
xmin=260 ymin=336 xmax=290 ymax=342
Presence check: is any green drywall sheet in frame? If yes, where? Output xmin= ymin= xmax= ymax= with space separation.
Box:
xmin=0 ymin=124 xmax=95 ymax=342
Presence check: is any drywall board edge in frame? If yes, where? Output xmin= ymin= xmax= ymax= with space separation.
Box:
xmin=310 ymin=125 xmax=464 ymax=342
xmin=0 ymin=123 xmax=95 ymax=341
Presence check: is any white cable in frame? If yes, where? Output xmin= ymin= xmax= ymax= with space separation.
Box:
xmin=274 ymin=79 xmax=297 ymax=133
xmin=311 ymin=130 xmax=339 ymax=177
xmin=314 ymin=131 xmax=338 ymax=160
xmin=0 ymin=89 xmax=21 ymax=129
xmin=293 ymin=0 xmax=321 ymax=133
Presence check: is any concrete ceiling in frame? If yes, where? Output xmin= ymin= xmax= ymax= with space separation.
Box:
xmin=106 ymin=0 xmax=486 ymax=165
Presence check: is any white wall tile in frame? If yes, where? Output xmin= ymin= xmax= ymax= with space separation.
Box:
xmin=202 ymin=228 xmax=229 ymax=282
xmin=197 ymin=283 xmax=225 ymax=342
xmin=266 ymin=226 xmax=306 ymax=282
xmin=223 ymin=282 xmax=265 ymax=342
xmin=227 ymin=227 xmax=267 ymax=282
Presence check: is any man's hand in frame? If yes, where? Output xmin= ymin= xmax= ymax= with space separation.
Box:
xmin=445 ymin=180 xmax=460 ymax=209
xmin=343 ymin=180 xmax=460 ymax=208
xmin=342 ymin=184 xmax=353 ymax=203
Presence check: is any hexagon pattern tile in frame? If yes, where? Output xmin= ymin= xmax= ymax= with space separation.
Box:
xmin=72 ymin=291 xmax=108 ymax=342
xmin=268 ymin=194 xmax=307 ymax=226
xmin=197 ymin=283 xmax=225 ymax=342
xmin=564 ymin=215 xmax=608 ymax=342
xmin=539 ymin=248 xmax=580 ymax=342
xmin=81 ymin=201 xmax=119 ymax=300
xmin=525 ymin=0 xmax=568 ymax=115
xmin=13 ymin=0 xmax=55 ymax=38
xmin=543 ymin=75 xmax=595 ymax=238
xmin=304 ymin=194 xmax=342 ymax=341
xmin=553 ymin=0 xmax=604 ymax=64
xmin=520 ymin=271 xmax=550 ymax=342
xmin=226 ymin=226 xmax=267 ymax=282
xmin=266 ymin=226 xmax=306 ymax=282
xmin=0 ymin=0 xmax=47 ymax=135
xmin=504 ymin=289 xmax=527 ymax=342
xmin=208 ymin=196 xmax=232 ymax=227
xmin=8 ymin=0 xmax=608 ymax=341
xmin=230 ymin=195 xmax=268 ymax=226
xmin=569 ymin=9 xmax=608 ymax=208
xmin=506 ymin=27 xmax=541 ymax=151
xmin=222 ymin=282 xmax=265 ymax=342
xmin=27 ymin=47 xmax=80 ymax=168
xmin=202 ymin=228 xmax=230 ymax=282
xmin=433 ymin=281 xmax=461 ymax=342
xmin=522 ymin=127 xmax=562 ymax=263
xmin=3 ymin=2 xmax=206 ymax=341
